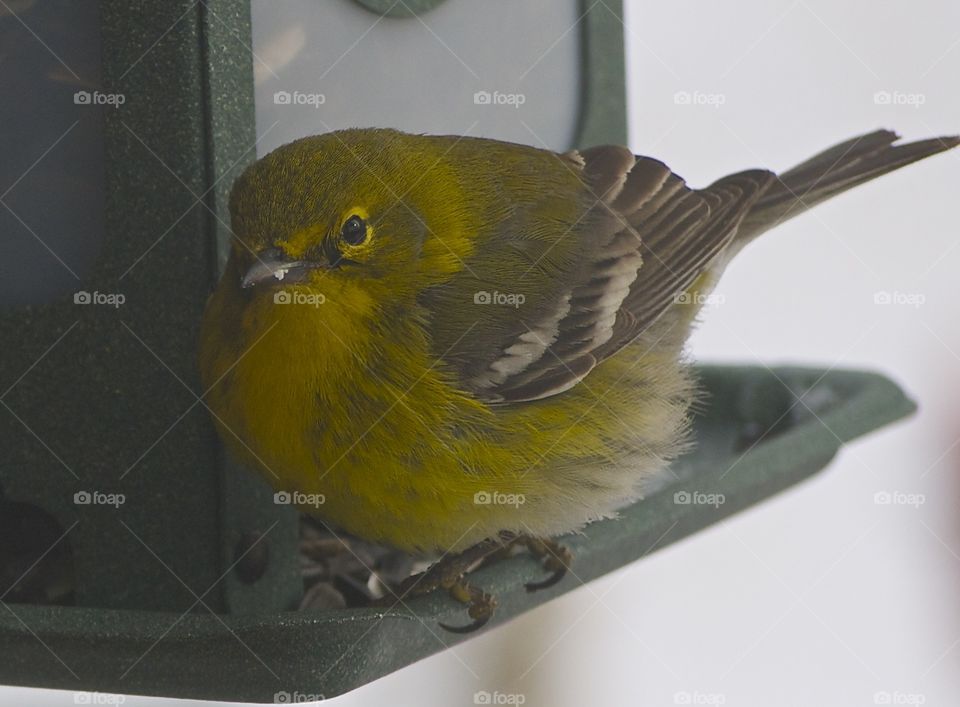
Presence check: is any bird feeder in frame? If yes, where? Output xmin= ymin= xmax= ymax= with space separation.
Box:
xmin=0 ymin=0 xmax=914 ymax=701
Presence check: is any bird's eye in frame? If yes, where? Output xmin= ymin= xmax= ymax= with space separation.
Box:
xmin=340 ymin=215 xmax=367 ymax=245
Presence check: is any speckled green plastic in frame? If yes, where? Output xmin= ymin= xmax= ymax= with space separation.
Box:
xmin=0 ymin=366 xmax=916 ymax=701
xmin=0 ymin=0 xmax=228 ymax=612
xmin=571 ymin=0 xmax=628 ymax=148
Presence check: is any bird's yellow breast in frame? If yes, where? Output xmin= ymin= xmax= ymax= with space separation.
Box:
xmin=200 ymin=263 xmax=692 ymax=554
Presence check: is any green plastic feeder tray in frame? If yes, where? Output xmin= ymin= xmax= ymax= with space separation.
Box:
xmin=0 ymin=0 xmax=915 ymax=703
xmin=0 ymin=365 xmax=914 ymax=701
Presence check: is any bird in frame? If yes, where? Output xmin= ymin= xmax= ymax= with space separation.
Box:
xmin=199 ymin=127 xmax=958 ymax=630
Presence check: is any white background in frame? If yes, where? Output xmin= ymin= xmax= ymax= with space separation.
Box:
xmin=5 ymin=0 xmax=959 ymax=705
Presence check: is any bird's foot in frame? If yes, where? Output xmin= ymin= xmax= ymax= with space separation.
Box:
xmin=371 ymin=538 xmax=503 ymax=632
xmin=372 ymin=534 xmax=573 ymax=633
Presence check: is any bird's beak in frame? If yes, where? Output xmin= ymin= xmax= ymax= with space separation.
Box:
xmin=241 ymin=247 xmax=326 ymax=288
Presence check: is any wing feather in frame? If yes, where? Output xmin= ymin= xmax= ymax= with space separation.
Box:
xmin=482 ymin=152 xmax=773 ymax=403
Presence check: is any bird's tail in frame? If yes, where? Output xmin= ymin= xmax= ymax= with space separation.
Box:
xmin=734 ymin=130 xmax=959 ymax=246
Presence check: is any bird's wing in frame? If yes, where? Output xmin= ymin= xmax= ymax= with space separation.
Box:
xmin=588 ymin=159 xmax=775 ymax=365
xmin=423 ymin=142 xmax=774 ymax=404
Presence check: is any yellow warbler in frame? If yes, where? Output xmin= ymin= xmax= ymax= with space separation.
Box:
xmin=200 ymin=128 xmax=957 ymax=628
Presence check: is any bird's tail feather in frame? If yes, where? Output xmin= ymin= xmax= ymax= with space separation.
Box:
xmin=735 ymin=129 xmax=959 ymax=245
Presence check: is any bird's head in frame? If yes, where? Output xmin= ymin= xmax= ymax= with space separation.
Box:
xmin=227 ymin=129 xmax=477 ymax=299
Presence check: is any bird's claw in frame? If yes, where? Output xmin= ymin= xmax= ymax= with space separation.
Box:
xmin=438 ymin=580 xmax=498 ymax=633
xmin=522 ymin=537 xmax=573 ymax=592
